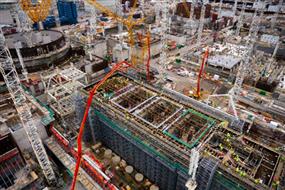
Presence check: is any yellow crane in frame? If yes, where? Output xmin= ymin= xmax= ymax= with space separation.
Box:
xmin=19 ymin=0 xmax=52 ymax=29
xmin=86 ymin=0 xmax=144 ymax=65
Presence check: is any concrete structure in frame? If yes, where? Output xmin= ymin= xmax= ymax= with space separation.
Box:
xmin=5 ymin=30 xmax=70 ymax=72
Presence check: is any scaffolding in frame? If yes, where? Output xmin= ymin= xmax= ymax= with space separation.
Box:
xmin=0 ymin=28 xmax=56 ymax=184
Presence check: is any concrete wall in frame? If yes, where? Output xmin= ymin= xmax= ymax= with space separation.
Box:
xmin=10 ymin=119 xmax=48 ymax=152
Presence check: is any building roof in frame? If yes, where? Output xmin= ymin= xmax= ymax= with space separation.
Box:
xmin=208 ymin=55 xmax=240 ymax=69
xmin=0 ymin=10 xmax=13 ymax=25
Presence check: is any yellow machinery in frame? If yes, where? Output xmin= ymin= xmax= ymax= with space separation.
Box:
xmin=20 ymin=0 xmax=52 ymax=26
xmin=86 ymin=0 xmax=144 ymax=65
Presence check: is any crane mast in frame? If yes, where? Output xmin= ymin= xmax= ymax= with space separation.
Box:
xmin=186 ymin=148 xmax=199 ymax=190
xmin=86 ymin=5 xmax=97 ymax=61
xmin=116 ymin=0 xmax=123 ymax=33
xmin=233 ymin=0 xmax=238 ymax=20
xmin=218 ymin=0 xmax=223 ymax=18
xmin=190 ymin=0 xmax=196 ymax=20
xmin=158 ymin=0 xmax=170 ymax=81
xmin=231 ymin=1 xmax=265 ymax=96
xmin=235 ymin=3 xmax=245 ymax=36
xmin=197 ymin=2 xmax=206 ymax=46
xmin=0 ymin=29 xmax=56 ymax=185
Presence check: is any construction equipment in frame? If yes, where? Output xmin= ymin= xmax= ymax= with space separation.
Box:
xmin=0 ymin=28 xmax=56 ymax=185
xmin=86 ymin=0 xmax=143 ymax=65
xmin=185 ymin=148 xmax=199 ymax=190
xmin=15 ymin=42 xmax=28 ymax=82
xmin=233 ymin=0 xmax=238 ymax=20
xmin=71 ymin=61 xmax=131 ymax=190
xmin=218 ymin=0 xmax=223 ymax=18
xmin=19 ymin=0 xmax=53 ymax=30
xmin=195 ymin=48 xmax=209 ymax=98
xmin=157 ymin=0 xmax=171 ymax=81
xmin=197 ymin=1 xmax=207 ymax=46
xmin=235 ymin=3 xmax=246 ymax=36
xmin=138 ymin=31 xmax=151 ymax=81
xmin=85 ymin=4 xmax=98 ymax=61
xmin=231 ymin=0 xmax=265 ymax=97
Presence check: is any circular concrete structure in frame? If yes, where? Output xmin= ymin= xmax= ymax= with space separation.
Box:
xmin=5 ymin=30 xmax=70 ymax=72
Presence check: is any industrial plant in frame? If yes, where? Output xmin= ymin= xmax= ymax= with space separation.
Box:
xmin=0 ymin=0 xmax=284 ymax=190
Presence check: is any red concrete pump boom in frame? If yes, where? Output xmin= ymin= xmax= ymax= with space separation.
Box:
xmin=196 ymin=48 xmax=209 ymax=98
xmin=71 ymin=61 xmax=131 ymax=190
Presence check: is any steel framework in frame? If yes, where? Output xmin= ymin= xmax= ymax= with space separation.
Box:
xmin=231 ymin=1 xmax=265 ymax=96
xmin=0 ymin=29 xmax=56 ymax=184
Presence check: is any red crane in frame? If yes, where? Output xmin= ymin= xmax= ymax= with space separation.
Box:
xmin=196 ymin=48 xmax=209 ymax=98
xmin=71 ymin=61 xmax=131 ymax=190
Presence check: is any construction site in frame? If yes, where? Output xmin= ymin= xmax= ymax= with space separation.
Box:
xmin=0 ymin=0 xmax=285 ymax=190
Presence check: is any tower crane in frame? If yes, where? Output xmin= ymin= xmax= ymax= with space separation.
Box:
xmin=235 ymin=3 xmax=245 ymax=36
xmin=19 ymin=0 xmax=53 ymax=30
xmin=0 ymin=29 xmax=56 ymax=185
xmin=86 ymin=0 xmax=143 ymax=65
xmin=116 ymin=0 xmax=124 ymax=33
xmin=231 ymin=0 xmax=265 ymax=97
xmin=85 ymin=4 xmax=98 ymax=61
xmin=139 ymin=0 xmax=145 ymax=17
xmin=190 ymin=0 xmax=197 ymax=20
xmin=52 ymin=0 xmax=60 ymax=28
xmin=218 ymin=0 xmax=223 ymax=18
xmin=185 ymin=148 xmax=199 ymax=190
xmin=157 ymin=0 xmax=171 ymax=81
xmin=233 ymin=0 xmax=238 ymax=21
xmin=197 ymin=1 xmax=207 ymax=46
xmin=15 ymin=42 xmax=28 ymax=82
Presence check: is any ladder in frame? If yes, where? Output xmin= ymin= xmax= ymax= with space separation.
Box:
xmin=0 ymin=28 xmax=56 ymax=185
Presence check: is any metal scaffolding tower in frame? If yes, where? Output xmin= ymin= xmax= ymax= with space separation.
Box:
xmin=116 ymin=0 xmax=123 ymax=33
xmin=186 ymin=148 xmax=199 ymax=190
xmin=231 ymin=1 xmax=265 ymax=96
xmin=52 ymin=0 xmax=60 ymax=27
xmin=0 ymin=29 xmax=56 ymax=185
xmin=233 ymin=0 xmax=238 ymax=19
xmin=218 ymin=0 xmax=223 ymax=18
xmin=190 ymin=0 xmax=197 ymax=20
xmin=15 ymin=42 xmax=28 ymax=82
xmin=197 ymin=1 xmax=207 ymax=46
xmin=158 ymin=0 xmax=171 ymax=81
xmin=139 ymin=0 xmax=145 ymax=17
xmin=235 ymin=3 xmax=245 ymax=36
xmin=86 ymin=5 xmax=98 ymax=61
